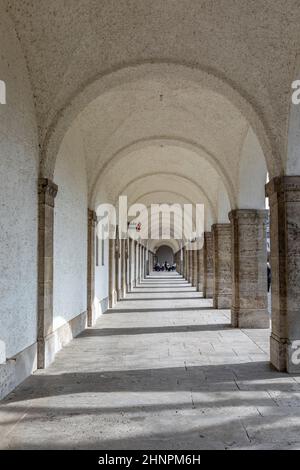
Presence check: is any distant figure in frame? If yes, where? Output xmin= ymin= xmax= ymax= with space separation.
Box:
xmin=267 ymin=262 xmax=271 ymax=292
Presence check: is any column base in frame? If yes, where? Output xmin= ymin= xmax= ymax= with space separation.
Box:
xmin=213 ymin=294 xmax=231 ymax=309
xmin=203 ymin=286 xmax=213 ymax=299
xmin=109 ymin=289 xmax=118 ymax=308
xmin=38 ymin=310 xmax=87 ymax=369
xmin=270 ymin=334 xmax=300 ymax=373
xmin=127 ymin=282 xmax=134 ymax=293
xmin=118 ymin=288 xmax=123 ymax=300
xmin=270 ymin=334 xmax=287 ymax=372
xmin=231 ymin=307 xmax=270 ymax=329
xmin=197 ymin=282 xmax=203 ymax=292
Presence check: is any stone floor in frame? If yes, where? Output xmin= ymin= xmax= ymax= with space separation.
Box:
xmin=1 ymin=272 xmax=300 ymax=450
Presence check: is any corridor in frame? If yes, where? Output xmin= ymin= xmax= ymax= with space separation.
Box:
xmin=1 ymin=273 xmax=300 ymax=450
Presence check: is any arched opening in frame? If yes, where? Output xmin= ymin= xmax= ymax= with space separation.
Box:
xmin=155 ymin=245 xmax=174 ymax=266
xmin=3 ymin=1 xmax=300 ymax=450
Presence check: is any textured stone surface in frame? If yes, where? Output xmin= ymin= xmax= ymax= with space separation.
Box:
xmin=266 ymin=176 xmax=300 ymax=372
xmin=0 ymin=4 xmax=39 ymax=360
xmin=191 ymin=250 xmax=197 ymax=288
xmin=1 ymin=272 xmax=300 ymax=450
xmin=38 ymin=178 xmax=58 ymax=369
xmin=87 ymin=209 xmax=97 ymax=327
xmin=203 ymin=232 xmax=213 ymax=298
xmin=6 ymin=0 xmax=298 ymax=181
xmin=212 ymin=224 xmax=232 ymax=309
xmin=197 ymin=249 xmax=204 ymax=292
xmin=230 ymin=210 xmax=269 ymax=329
xmin=108 ymin=239 xmax=117 ymax=308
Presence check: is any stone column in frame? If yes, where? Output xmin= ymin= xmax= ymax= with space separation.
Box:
xmin=203 ymin=232 xmax=213 ymax=298
xmin=146 ymin=247 xmax=149 ymax=276
xmin=191 ymin=249 xmax=197 ymax=287
xmin=134 ymin=241 xmax=138 ymax=287
xmin=127 ymin=238 xmax=132 ymax=292
xmin=142 ymin=245 xmax=145 ymax=279
xmin=212 ymin=224 xmax=232 ymax=308
xmin=180 ymin=247 xmax=184 ymax=275
xmin=266 ymin=176 xmax=300 ymax=372
xmin=87 ymin=209 xmax=97 ymax=327
xmin=115 ymin=233 xmax=120 ymax=301
xmin=137 ymin=243 xmax=141 ymax=284
xmin=184 ymin=247 xmax=188 ymax=279
xmin=141 ymin=246 xmax=145 ymax=279
xmin=120 ymin=238 xmax=126 ymax=298
xmin=188 ymin=249 xmax=193 ymax=283
xmin=109 ymin=238 xmax=117 ymax=308
xmin=197 ymin=249 xmax=204 ymax=292
xmin=37 ymin=178 xmax=58 ymax=369
xmin=229 ymin=209 xmax=269 ymax=329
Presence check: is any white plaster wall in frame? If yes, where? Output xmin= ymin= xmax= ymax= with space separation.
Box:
xmin=217 ymin=180 xmax=231 ymax=223
xmin=53 ymin=124 xmax=88 ymax=331
xmin=95 ymin=237 xmax=109 ymax=313
xmin=238 ymin=128 xmax=267 ymax=209
xmin=0 ymin=9 xmax=38 ymax=358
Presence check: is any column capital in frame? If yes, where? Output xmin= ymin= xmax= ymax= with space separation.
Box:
xmin=228 ymin=209 xmax=268 ymax=223
xmin=211 ymin=223 xmax=231 ymax=231
xmin=265 ymin=175 xmax=300 ymax=197
xmin=38 ymin=177 xmax=58 ymax=206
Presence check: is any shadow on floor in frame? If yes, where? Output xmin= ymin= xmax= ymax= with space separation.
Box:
xmin=107 ymin=306 xmax=215 ymax=313
xmin=123 ymin=297 xmax=204 ymax=301
xmin=3 ymin=362 xmax=299 ymax=405
xmin=133 ymin=287 xmax=196 ymax=291
xmin=79 ymin=323 xmax=231 ymax=337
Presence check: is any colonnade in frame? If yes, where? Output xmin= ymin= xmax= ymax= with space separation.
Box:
xmin=37 ymin=179 xmax=300 ymax=375
xmin=175 ymin=210 xmax=269 ymax=331
xmin=173 ymin=192 xmax=300 ymax=374
xmin=108 ymin=236 xmax=155 ymax=308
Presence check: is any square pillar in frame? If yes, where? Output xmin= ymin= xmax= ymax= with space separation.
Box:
xmin=37 ymin=178 xmax=58 ymax=369
xmin=120 ymin=238 xmax=127 ymax=298
xmin=203 ymin=232 xmax=213 ymax=298
xmin=87 ymin=209 xmax=97 ymax=327
xmin=127 ymin=238 xmax=133 ymax=292
xmin=191 ymin=249 xmax=197 ymax=287
xmin=115 ymin=233 xmax=121 ymax=301
xmin=109 ymin=238 xmax=117 ymax=307
xmin=183 ymin=247 xmax=187 ymax=278
xmin=229 ymin=209 xmax=269 ymax=329
xmin=138 ymin=243 xmax=141 ymax=283
xmin=197 ymin=249 xmax=204 ymax=292
xmin=134 ymin=241 xmax=138 ymax=287
xmin=188 ymin=249 xmax=193 ymax=283
xmin=266 ymin=176 xmax=300 ymax=372
xmin=212 ymin=224 xmax=232 ymax=308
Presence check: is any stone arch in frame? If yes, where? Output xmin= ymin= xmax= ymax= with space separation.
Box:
xmin=112 ymin=172 xmax=217 ymax=220
xmin=90 ymin=137 xmax=236 ymax=210
xmin=151 ymin=240 xmax=180 ymax=253
xmin=40 ymin=62 xmax=281 ymax=181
